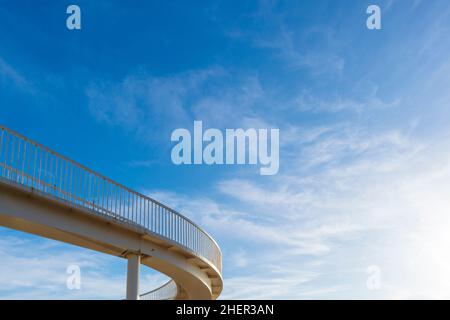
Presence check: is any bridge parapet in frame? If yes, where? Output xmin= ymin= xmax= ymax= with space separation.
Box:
xmin=0 ymin=125 xmax=222 ymax=299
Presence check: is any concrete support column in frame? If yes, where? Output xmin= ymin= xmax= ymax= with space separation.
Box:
xmin=126 ymin=253 xmax=141 ymax=300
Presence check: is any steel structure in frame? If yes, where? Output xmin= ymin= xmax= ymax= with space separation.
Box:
xmin=0 ymin=125 xmax=222 ymax=299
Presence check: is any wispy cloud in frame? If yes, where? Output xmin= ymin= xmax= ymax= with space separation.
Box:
xmin=145 ymin=119 xmax=450 ymax=298
xmin=86 ymin=66 xmax=268 ymax=144
xmin=291 ymin=90 xmax=400 ymax=114
xmin=0 ymin=230 xmax=167 ymax=299
xmin=0 ymin=57 xmax=36 ymax=94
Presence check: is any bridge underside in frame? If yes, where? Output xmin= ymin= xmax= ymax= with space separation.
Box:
xmin=0 ymin=181 xmax=222 ymax=299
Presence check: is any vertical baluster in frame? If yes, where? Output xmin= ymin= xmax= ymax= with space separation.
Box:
xmin=140 ymin=197 xmax=144 ymax=227
xmin=118 ymin=187 xmax=122 ymax=217
xmin=157 ymin=204 xmax=160 ymax=233
xmin=88 ymin=172 xmax=92 ymax=208
xmin=110 ymin=183 xmax=114 ymax=215
xmin=186 ymin=222 xmax=190 ymax=249
xmin=130 ymin=192 xmax=134 ymax=221
xmin=120 ymin=188 xmax=124 ymax=218
xmin=48 ymin=153 xmax=52 ymax=194
xmin=127 ymin=191 xmax=130 ymax=220
xmin=194 ymin=227 xmax=197 ymax=253
xmin=104 ymin=181 xmax=108 ymax=214
xmin=3 ymin=132 xmax=8 ymax=179
xmin=186 ymin=221 xmax=189 ymax=248
xmin=136 ymin=195 xmax=139 ymax=225
xmin=180 ymin=219 xmax=183 ymax=246
xmin=169 ymin=211 xmax=173 ymax=241
xmin=196 ymin=228 xmax=199 ymax=254
xmin=70 ymin=163 xmax=74 ymax=203
xmin=43 ymin=150 xmax=48 ymax=192
xmin=138 ymin=196 xmax=142 ymax=226
xmin=48 ymin=153 xmax=53 ymax=195
xmin=177 ymin=215 xmax=181 ymax=242
xmin=163 ymin=208 xmax=166 ymax=237
xmin=38 ymin=147 xmax=43 ymax=191
xmin=9 ymin=135 xmax=15 ymax=181
xmin=94 ymin=175 xmax=98 ymax=210
xmin=64 ymin=161 xmax=69 ymax=201
xmin=166 ymin=209 xmax=169 ymax=238
xmin=84 ymin=171 xmax=91 ymax=208
xmin=95 ymin=175 xmax=99 ymax=212
xmin=73 ymin=165 xmax=77 ymax=204
xmin=68 ymin=161 xmax=72 ymax=201
xmin=15 ymin=135 xmax=19 ymax=181
xmin=188 ymin=222 xmax=192 ymax=250
xmin=134 ymin=193 xmax=137 ymax=224
xmin=88 ymin=172 xmax=92 ymax=207
xmin=26 ymin=142 xmax=32 ymax=187
xmin=32 ymin=144 xmax=37 ymax=189
xmin=0 ymin=128 xmax=4 ymax=178
xmin=96 ymin=176 xmax=100 ymax=212
xmin=143 ymin=199 xmax=146 ymax=229
xmin=158 ymin=206 xmax=161 ymax=234
xmin=112 ymin=185 xmax=116 ymax=216
xmin=174 ymin=213 xmax=177 ymax=243
xmin=185 ymin=221 xmax=188 ymax=248
xmin=130 ymin=192 xmax=133 ymax=222
xmin=101 ymin=178 xmax=105 ymax=213
xmin=102 ymin=181 xmax=105 ymax=213
xmin=131 ymin=193 xmax=135 ymax=223
xmin=59 ymin=159 xmax=64 ymax=199
xmin=21 ymin=139 xmax=27 ymax=184
xmin=96 ymin=176 xmax=100 ymax=211
xmin=82 ymin=170 xmax=86 ymax=205
xmin=53 ymin=155 xmax=58 ymax=195
xmin=106 ymin=181 xmax=110 ymax=215
xmin=176 ymin=215 xmax=179 ymax=244
xmin=124 ymin=189 xmax=128 ymax=219
xmin=185 ymin=220 xmax=187 ymax=247
xmin=151 ymin=202 xmax=154 ymax=231
xmin=147 ymin=199 xmax=151 ymax=230
xmin=179 ymin=216 xmax=182 ymax=244
xmin=136 ymin=194 xmax=139 ymax=224
xmin=63 ymin=160 xmax=67 ymax=200
xmin=60 ymin=158 xmax=64 ymax=199
xmin=94 ymin=175 xmax=98 ymax=211
xmin=77 ymin=167 xmax=82 ymax=205
xmin=162 ymin=207 xmax=165 ymax=236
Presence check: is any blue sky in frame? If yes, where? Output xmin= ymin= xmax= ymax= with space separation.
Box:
xmin=2 ymin=0 xmax=450 ymax=299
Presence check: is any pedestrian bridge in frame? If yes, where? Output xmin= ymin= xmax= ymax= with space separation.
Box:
xmin=0 ymin=126 xmax=222 ymax=300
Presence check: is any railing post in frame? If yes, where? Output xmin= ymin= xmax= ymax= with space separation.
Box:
xmin=126 ymin=252 xmax=141 ymax=300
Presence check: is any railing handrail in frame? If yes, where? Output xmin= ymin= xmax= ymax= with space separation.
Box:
xmin=140 ymin=280 xmax=177 ymax=300
xmin=0 ymin=125 xmax=221 ymax=258
xmin=0 ymin=125 xmax=222 ymax=276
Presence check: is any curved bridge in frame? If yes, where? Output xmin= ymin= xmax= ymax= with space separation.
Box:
xmin=0 ymin=126 xmax=222 ymax=300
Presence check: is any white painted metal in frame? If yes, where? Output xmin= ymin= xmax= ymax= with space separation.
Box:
xmin=126 ymin=253 xmax=141 ymax=300
xmin=0 ymin=125 xmax=223 ymax=300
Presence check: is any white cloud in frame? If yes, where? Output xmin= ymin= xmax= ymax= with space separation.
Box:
xmin=144 ymin=120 xmax=450 ymax=299
xmin=0 ymin=230 xmax=167 ymax=299
xmin=0 ymin=57 xmax=36 ymax=94
xmin=0 ymin=57 xmax=27 ymax=87
xmin=254 ymin=24 xmax=345 ymax=76
xmin=291 ymin=90 xmax=400 ymax=114
xmin=86 ymin=67 xmax=268 ymax=145
xmin=232 ymin=249 xmax=249 ymax=268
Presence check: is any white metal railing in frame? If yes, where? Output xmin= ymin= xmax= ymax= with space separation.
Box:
xmin=0 ymin=126 xmax=222 ymax=299
xmin=140 ymin=280 xmax=177 ymax=300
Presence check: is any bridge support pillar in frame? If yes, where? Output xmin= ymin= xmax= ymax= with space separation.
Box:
xmin=126 ymin=253 xmax=141 ymax=300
